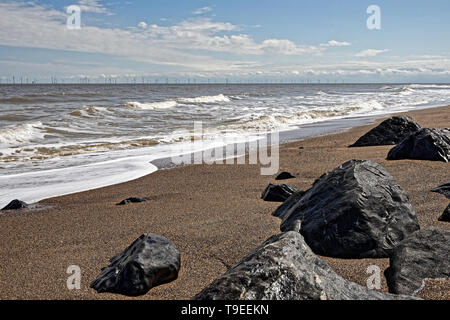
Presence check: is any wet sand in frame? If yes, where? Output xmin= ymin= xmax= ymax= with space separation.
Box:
xmin=0 ymin=105 xmax=449 ymax=300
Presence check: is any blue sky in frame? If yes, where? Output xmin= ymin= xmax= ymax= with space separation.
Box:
xmin=0 ymin=0 xmax=449 ymax=83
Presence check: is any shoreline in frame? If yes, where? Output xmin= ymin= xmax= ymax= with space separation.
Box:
xmin=0 ymin=104 xmax=448 ymax=299
xmin=2 ymin=102 xmax=446 ymax=209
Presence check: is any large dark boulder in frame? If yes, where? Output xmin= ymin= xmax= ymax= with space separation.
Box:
xmin=261 ymin=183 xmax=297 ymax=202
xmin=91 ymin=233 xmax=180 ymax=296
xmin=438 ymin=203 xmax=450 ymax=222
xmin=280 ymin=160 xmax=420 ymax=258
xmin=350 ymin=116 xmax=421 ymax=147
xmin=387 ymin=128 xmax=450 ymax=162
xmin=431 ymin=181 xmax=450 ymax=199
xmin=385 ymin=228 xmax=450 ymax=295
xmin=1 ymin=199 xmax=28 ymax=210
xmin=193 ymin=232 xmax=417 ymax=300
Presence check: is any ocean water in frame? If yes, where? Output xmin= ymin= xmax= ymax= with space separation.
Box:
xmin=1 ymin=83 xmax=450 ymax=207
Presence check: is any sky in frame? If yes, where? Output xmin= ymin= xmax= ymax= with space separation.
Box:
xmin=0 ymin=0 xmax=449 ymax=83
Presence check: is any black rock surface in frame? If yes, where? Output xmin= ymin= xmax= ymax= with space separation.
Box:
xmin=116 ymin=197 xmax=147 ymax=205
xmin=387 ymin=128 xmax=450 ymax=162
xmin=91 ymin=233 xmax=180 ymax=296
xmin=431 ymin=181 xmax=450 ymax=199
xmin=193 ymin=232 xmax=417 ymax=300
xmin=261 ymin=183 xmax=297 ymax=202
xmin=385 ymin=228 xmax=450 ymax=295
xmin=438 ymin=203 xmax=450 ymax=222
xmin=1 ymin=199 xmax=28 ymax=210
xmin=280 ymin=160 xmax=420 ymax=258
xmin=272 ymin=190 xmax=306 ymax=221
xmin=275 ymin=171 xmax=296 ymax=180
xmin=349 ymin=115 xmax=421 ymax=147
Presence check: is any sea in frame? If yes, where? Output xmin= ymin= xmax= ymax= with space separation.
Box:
xmin=1 ymin=83 xmax=450 ymax=207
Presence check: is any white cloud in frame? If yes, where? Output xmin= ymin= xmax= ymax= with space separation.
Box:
xmin=320 ymin=40 xmax=351 ymax=47
xmin=77 ymin=0 xmax=108 ymax=14
xmin=0 ymin=1 xmax=324 ymax=72
xmin=260 ymin=39 xmax=323 ymax=55
xmin=0 ymin=2 xmax=448 ymax=80
xmin=193 ymin=6 xmax=213 ymax=15
xmin=137 ymin=21 xmax=147 ymax=29
xmin=355 ymin=49 xmax=389 ymax=57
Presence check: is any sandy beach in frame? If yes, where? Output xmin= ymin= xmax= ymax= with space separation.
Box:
xmin=0 ymin=105 xmax=449 ymax=300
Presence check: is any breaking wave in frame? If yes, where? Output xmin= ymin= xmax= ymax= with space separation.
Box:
xmin=178 ymin=94 xmax=230 ymax=104
xmin=0 ymin=122 xmax=43 ymax=146
xmin=124 ymin=94 xmax=231 ymax=110
xmin=124 ymin=100 xmax=178 ymax=110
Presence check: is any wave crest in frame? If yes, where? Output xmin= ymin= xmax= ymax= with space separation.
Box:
xmin=124 ymin=100 xmax=178 ymax=110
xmin=0 ymin=122 xmax=43 ymax=146
xmin=178 ymin=94 xmax=230 ymax=104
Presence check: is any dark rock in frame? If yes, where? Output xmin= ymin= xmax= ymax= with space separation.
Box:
xmin=116 ymin=197 xmax=147 ymax=205
xmin=385 ymin=228 xmax=450 ymax=295
xmin=280 ymin=160 xmax=420 ymax=258
xmin=275 ymin=171 xmax=296 ymax=180
xmin=387 ymin=128 xmax=450 ymax=162
xmin=350 ymin=116 xmax=421 ymax=147
xmin=1 ymin=199 xmax=28 ymax=210
xmin=261 ymin=183 xmax=297 ymax=202
xmin=272 ymin=190 xmax=306 ymax=220
xmin=431 ymin=181 xmax=450 ymax=199
xmin=193 ymin=232 xmax=417 ymax=300
xmin=438 ymin=203 xmax=450 ymax=222
xmin=90 ymin=233 xmax=180 ymax=296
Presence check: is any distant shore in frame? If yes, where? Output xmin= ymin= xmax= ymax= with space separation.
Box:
xmin=0 ymin=104 xmax=448 ymax=300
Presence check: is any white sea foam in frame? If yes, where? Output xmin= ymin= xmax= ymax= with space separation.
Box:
xmin=178 ymin=94 xmax=230 ymax=104
xmin=124 ymin=94 xmax=230 ymax=110
xmin=124 ymin=100 xmax=178 ymax=110
xmin=0 ymin=122 xmax=43 ymax=146
xmin=2 ymin=84 xmax=450 ymax=208
xmin=408 ymin=84 xmax=450 ymax=89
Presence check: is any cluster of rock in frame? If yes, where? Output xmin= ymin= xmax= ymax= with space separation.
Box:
xmin=193 ymin=232 xmax=415 ymax=300
xmin=279 ymin=160 xmax=419 ymax=259
xmin=387 ymin=128 xmax=450 ymax=162
xmin=88 ymin=153 xmax=447 ymax=299
xmin=349 ymin=115 xmax=421 ymax=147
xmin=6 ymin=115 xmax=448 ymax=299
xmin=349 ymin=115 xmax=450 ymax=162
xmin=194 ymin=157 xmax=448 ymax=300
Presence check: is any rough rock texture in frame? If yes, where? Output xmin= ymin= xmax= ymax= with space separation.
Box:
xmin=349 ymin=116 xmax=421 ymax=147
xmin=280 ymin=160 xmax=420 ymax=258
xmin=193 ymin=232 xmax=417 ymax=300
xmin=91 ymin=233 xmax=180 ymax=296
xmin=261 ymin=183 xmax=297 ymax=202
xmin=385 ymin=228 xmax=450 ymax=295
xmin=1 ymin=199 xmax=28 ymax=210
xmin=438 ymin=203 xmax=450 ymax=222
xmin=431 ymin=181 xmax=450 ymax=199
xmin=275 ymin=171 xmax=296 ymax=180
xmin=116 ymin=197 xmax=147 ymax=205
xmin=387 ymin=128 xmax=450 ymax=162
xmin=272 ymin=191 xmax=306 ymax=220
